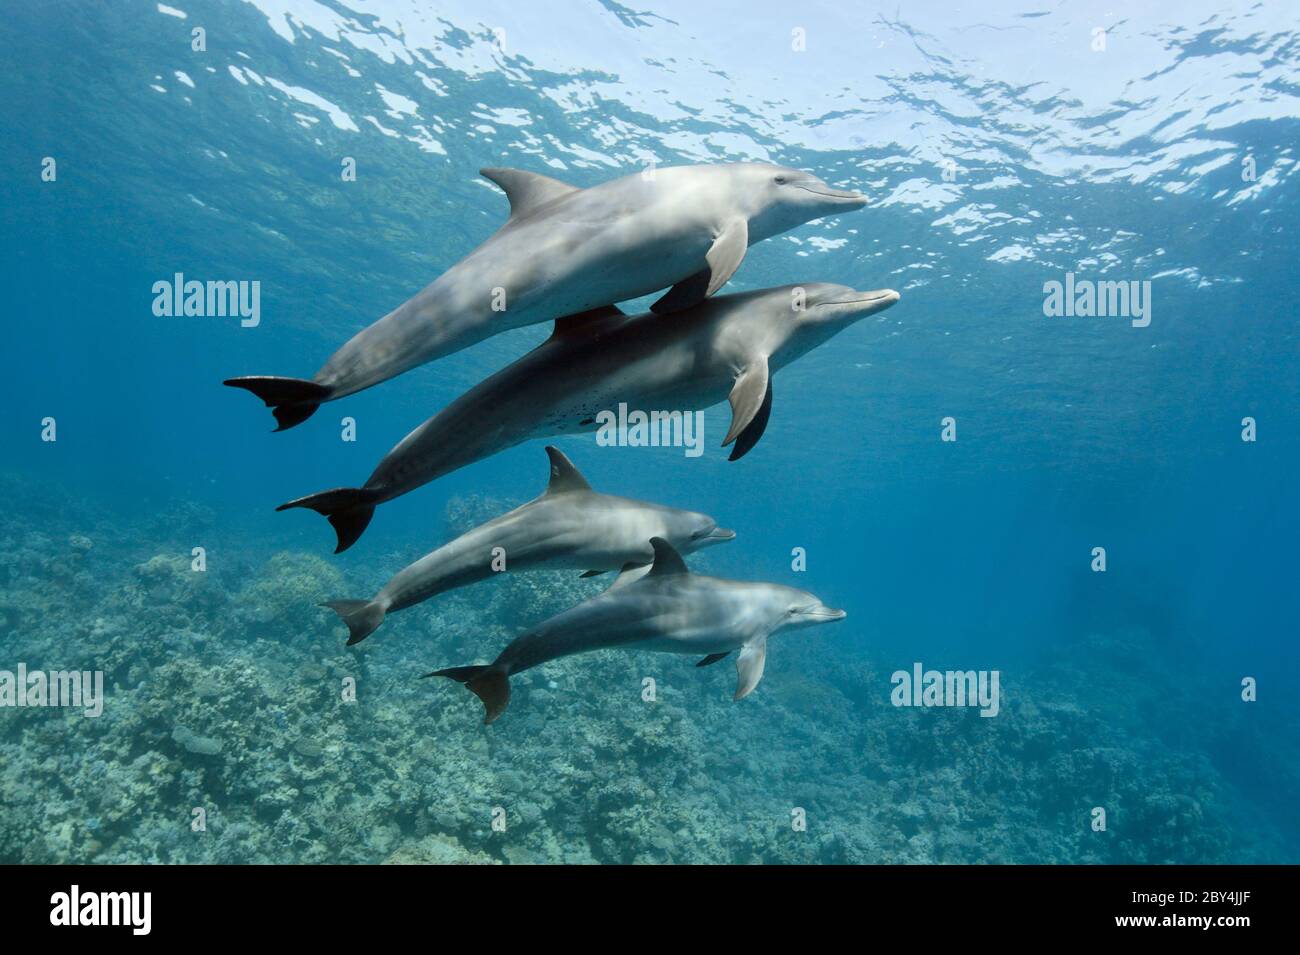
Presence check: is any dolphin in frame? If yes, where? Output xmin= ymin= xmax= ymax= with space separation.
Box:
xmin=278 ymin=282 xmax=900 ymax=553
xmin=223 ymin=163 xmax=867 ymax=430
xmin=322 ymin=446 xmax=734 ymax=645
xmin=425 ymin=537 xmax=846 ymax=723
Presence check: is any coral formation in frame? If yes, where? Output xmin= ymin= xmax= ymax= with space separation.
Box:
xmin=0 ymin=477 xmax=1295 ymax=864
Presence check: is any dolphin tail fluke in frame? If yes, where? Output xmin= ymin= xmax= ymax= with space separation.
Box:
xmin=223 ymin=376 xmax=332 ymax=431
xmin=322 ymin=599 xmax=386 ymax=645
xmin=276 ymin=487 xmax=380 ymax=553
xmin=423 ymin=665 xmax=511 ymax=724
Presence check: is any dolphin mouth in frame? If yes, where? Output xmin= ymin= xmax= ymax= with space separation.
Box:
xmin=795 ymin=184 xmax=867 ymax=206
xmin=808 ymin=606 xmax=847 ymax=621
xmin=696 ymin=526 xmax=737 ymax=544
xmin=817 ymin=289 xmax=901 ymax=310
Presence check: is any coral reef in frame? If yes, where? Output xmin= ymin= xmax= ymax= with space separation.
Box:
xmin=0 ymin=477 xmax=1296 ymax=864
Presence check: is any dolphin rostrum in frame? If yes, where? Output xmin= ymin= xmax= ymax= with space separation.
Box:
xmin=322 ymin=446 xmax=735 ymax=645
xmin=224 ymin=163 xmax=867 ymax=430
xmin=425 ymin=537 xmax=846 ymax=723
xmin=278 ymin=282 xmax=900 ymax=553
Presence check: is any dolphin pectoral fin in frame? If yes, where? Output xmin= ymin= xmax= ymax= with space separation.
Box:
xmin=480 ymin=167 xmax=578 ymax=218
xmin=549 ymin=305 xmax=626 ymax=341
xmin=734 ymin=639 xmax=768 ymax=700
xmin=579 ymin=569 xmax=606 ymax=578
xmin=723 ymin=359 xmax=772 ymax=451
xmin=544 ymin=446 xmax=593 ymax=494
xmin=650 ymin=269 xmax=710 ymax=314
xmin=703 ymin=217 xmax=749 ymax=296
xmin=608 ymin=562 xmax=650 ymax=590
xmin=696 ymin=652 xmax=731 ymax=668
xmin=649 ymin=218 xmax=750 ymax=314
xmin=728 ymin=377 xmax=773 ymax=462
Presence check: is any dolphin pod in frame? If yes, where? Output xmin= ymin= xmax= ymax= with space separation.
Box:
xmin=322 ymin=446 xmax=734 ymax=645
xmin=277 ymin=282 xmax=900 ymax=553
xmin=426 ymin=537 xmax=846 ymax=724
xmin=223 ymin=162 xmax=866 ymax=430
xmin=227 ymin=160 xmax=898 ymax=720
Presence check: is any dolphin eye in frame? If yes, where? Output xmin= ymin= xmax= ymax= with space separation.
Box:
xmin=774 ymin=175 xmax=787 ymax=185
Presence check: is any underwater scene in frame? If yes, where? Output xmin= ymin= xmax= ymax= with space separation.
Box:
xmin=2 ymin=0 xmax=1298 ymax=866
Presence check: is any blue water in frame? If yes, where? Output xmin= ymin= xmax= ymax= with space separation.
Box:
xmin=1 ymin=0 xmax=1297 ymax=863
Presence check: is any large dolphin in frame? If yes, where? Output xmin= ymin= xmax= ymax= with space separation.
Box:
xmin=426 ymin=537 xmax=846 ymax=724
xmin=323 ymin=446 xmax=734 ymax=645
xmin=278 ymin=282 xmax=900 ymax=553
xmin=224 ymin=163 xmax=867 ymax=429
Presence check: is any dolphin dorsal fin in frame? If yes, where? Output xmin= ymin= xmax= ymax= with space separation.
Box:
xmin=549 ymin=305 xmax=625 ymax=340
xmin=646 ymin=537 xmax=689 ymax=577
xmin=544 ymin=446 xmax=592 ymax=494
xmin=481 ymin=167 xmax=577 ymax=218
